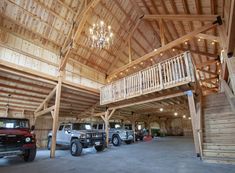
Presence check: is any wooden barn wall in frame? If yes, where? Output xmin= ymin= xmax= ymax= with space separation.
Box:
xmin=0 ymin=30 xmax=105 ymax=89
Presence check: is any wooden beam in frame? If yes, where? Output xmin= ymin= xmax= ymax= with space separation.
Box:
xmin=34 ymin=85 xmax=57 ymax=113
xmin=159 ymin=19 xmax=165 ymax=46
xmin=195 ymin=33 xmax=220 ymax=43
xmin=109 ymin=91 xmax=187 ymax=110
xmin=107 ymin=18 xmax=141 ymax=74
xmin=34 ymin=105 xmax=55 ymax=118
xmin=221 ymin=80 xmax=235 ymax=113
xmin=128 ymin=38 xmax=132 ymax=63
xmin=196 ymin=60 xmax=219 ymax=68
xmin=50 ymin=74 xmax=62 ymax=158
xmin=143 ymin=14 xmax=218 ymax=21
xmin=226 ymin=0 xmax=235 ymax=54
xmin=109 ymin=23 xmax=217 ymax=77
xmin=186 ymin=90 xmax=200 ymax=156
xmin=197 ymin=69 xmax=218 ymax=76
xmin=174 ymin=47 xmax=218 ymax=58
xmin=59 ymin=0 xmax=100 ymax=71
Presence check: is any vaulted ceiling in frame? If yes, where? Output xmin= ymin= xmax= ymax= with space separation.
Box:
xmin=0 ymin=0 xmax=227 ymax=95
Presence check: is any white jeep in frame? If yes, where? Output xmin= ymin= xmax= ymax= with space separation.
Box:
xmin=48 ymin=123 xmax=105 ymax=156
xmin=93 ymin=122 xmax=134 ymax=146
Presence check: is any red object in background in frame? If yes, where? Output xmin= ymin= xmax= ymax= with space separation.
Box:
xmin=143 ymin=135 xmax=152 ymax=142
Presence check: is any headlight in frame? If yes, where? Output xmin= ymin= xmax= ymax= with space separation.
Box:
xmin=25 ymin=137 xmax=31 ymax=143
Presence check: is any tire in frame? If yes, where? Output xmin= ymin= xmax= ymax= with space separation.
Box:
xmin=23 ymin=148 xmax=36 ymax=162
xmin=95 ymin=145 xmax=104 ymax=152
xmin=140 ymin=136 xmax=144 ymax=141
xmin=112 ymin=135 xmax=121 ymax=146
xmin=47 ymin=137 xmax=52 ymax=150
xmin=125 ymin=140 xmax=132 ymax=144
xmin=70 ymin=139 xmax=82 ymax=156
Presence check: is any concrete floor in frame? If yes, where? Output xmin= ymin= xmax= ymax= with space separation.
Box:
xmin=0 ymin=137 xmax=235 ymax=173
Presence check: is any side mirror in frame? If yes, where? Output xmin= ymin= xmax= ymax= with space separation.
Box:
xmin=31 ymin=125 xmax=35 ymax=131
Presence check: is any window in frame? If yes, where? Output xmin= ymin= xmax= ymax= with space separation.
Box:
xmin=64 ymin=125 xmax=71 ymax=131
xmin=0 ymin=118 xmax=29 ymax=129
xmin=59 ymin=125 xmax=64 ymax=131
xmin=92 ymin=124 xmax=97 ymax=129
xmin=98 ymin=124 xmax=103 ymax=130
xmin=73 ymin=123 xmax=92 ymax=130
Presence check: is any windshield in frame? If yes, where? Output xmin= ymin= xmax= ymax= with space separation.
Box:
xmin=0 ymin=118 xmax=29 ymax=129
xmin=110 ymin=123 xmax=121 ymax=129
xmin=125 ymin=124 xmax=132 ymax=130
xmin=73 ymin=123 xmax=92 ymax=130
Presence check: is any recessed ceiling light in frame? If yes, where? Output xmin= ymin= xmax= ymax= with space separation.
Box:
xmin=174 ymin=112 xmax=178 ymax=116
xmin=160 ymin=108 xmax=163 ymax=112
xmin=188 ymin=117 xmax=191 ymax=120
xmin=183 ymin=115 xmax=186 ymax=118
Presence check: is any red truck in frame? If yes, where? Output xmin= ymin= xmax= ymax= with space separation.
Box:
xmin=0 ymin=117 xmax=36 ymax=162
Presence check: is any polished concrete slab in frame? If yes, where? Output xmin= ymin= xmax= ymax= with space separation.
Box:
xmin=0 ymin=137 xmax=235 ymax=173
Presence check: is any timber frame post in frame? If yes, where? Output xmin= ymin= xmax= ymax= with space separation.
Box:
xmin=98 ymin=109 xmax=116 ymax=146
xmin=50 ymin=71 xmax=63 ymax=158
xmin=131 ymin=112 xmax=136 ymax=142
xmin=186 ymin=90 xmax=200 ymax=157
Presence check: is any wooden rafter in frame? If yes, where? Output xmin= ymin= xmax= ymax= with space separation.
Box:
xmin=109 ymin=23 xmax=218 ymax=77
xmin=143 ymin=14 xmax=218 ymax=21
xmin=59 ymin=0 xmax=100 ymax=71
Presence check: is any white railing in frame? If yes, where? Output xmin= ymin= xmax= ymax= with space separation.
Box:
xmin=100 ymin=51 xmax=195 ymax=105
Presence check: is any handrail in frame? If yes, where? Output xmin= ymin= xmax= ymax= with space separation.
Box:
xmin=100 ymin=51 xmax=195 ymax=105
xmin=221 ymin=79 xmax=235 ymax=113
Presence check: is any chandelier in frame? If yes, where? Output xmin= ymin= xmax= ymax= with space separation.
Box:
xmin=89 ymin=21 xmax=113 ymax=49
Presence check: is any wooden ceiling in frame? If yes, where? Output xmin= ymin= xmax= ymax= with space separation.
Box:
xmin=0 ymin=62 xmax=100 ymax=117
xmin=0 ymin=0 xmax=229 ymax=119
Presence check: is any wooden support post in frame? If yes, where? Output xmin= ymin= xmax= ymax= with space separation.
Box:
xmin=186 ymin=90 xmax=200 ymax=156
xmin=128 ymin=38 xmax=132 ymax=63
xmin=159 ymin=19 xmax=165 ymax=46
xmin=100 ymin=109 xmax=116 ymax=147
xmin=50 ymin=73 xmax=62 ymax=158
xmin=131 ymin=113 xmax=136 ymax=142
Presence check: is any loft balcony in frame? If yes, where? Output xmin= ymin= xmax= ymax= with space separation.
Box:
xmin=100 ymin=51 xmax=195 ymax=105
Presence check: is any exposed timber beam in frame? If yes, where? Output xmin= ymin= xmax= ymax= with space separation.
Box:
xmin=197 ymin=69 xmax=218 ymax=76
xmin=195 ymin=33 xmax=220 ymax=43
xmin=110 ymin=23 xmax=218 ymax=77
xmin=34 ymin=105 xmax=55 ymax=118
xmin=175 ymin=47 xmax=218 ymax=58
xmin=108 ymin=91 xmax=188 ymax=110
xmin=107 ymin=18 xmax=141 ymax=74
xmin=34 ymin=85 xmax=57 ymax=113
xmin=196 ymin=60 xmax=219 ymax=68
xmin=227 ymin=0 xmax=235 ymax=54
xmin=186 ymin=90 xmax=200 ymax=156
xmin=143 ymin=14 xmax=218 ymax=21
xmin=50 ymin=73 xmax=63 ymax=158
xmin=59 ymin=0 xmax=100 ymax=71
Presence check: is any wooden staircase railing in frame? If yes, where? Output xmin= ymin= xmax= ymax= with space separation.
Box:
xmin=100 ymin=51 xmax=195 ymax=105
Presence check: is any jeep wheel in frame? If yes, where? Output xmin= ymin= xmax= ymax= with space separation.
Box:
xmin=95 ymin=145 xmax=104 ymax=152
xmin=47 ymin=137 xmax=52 ymax=150
xmin=70 ymin=139 xmax=82 ymax=156
xmin=23 ymin=148 xmax=36 ymax=162
xmin=125 ymin=140 xmax=132 ymax=144
xmin=112 ymin=135 xmax=121 ymax=146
